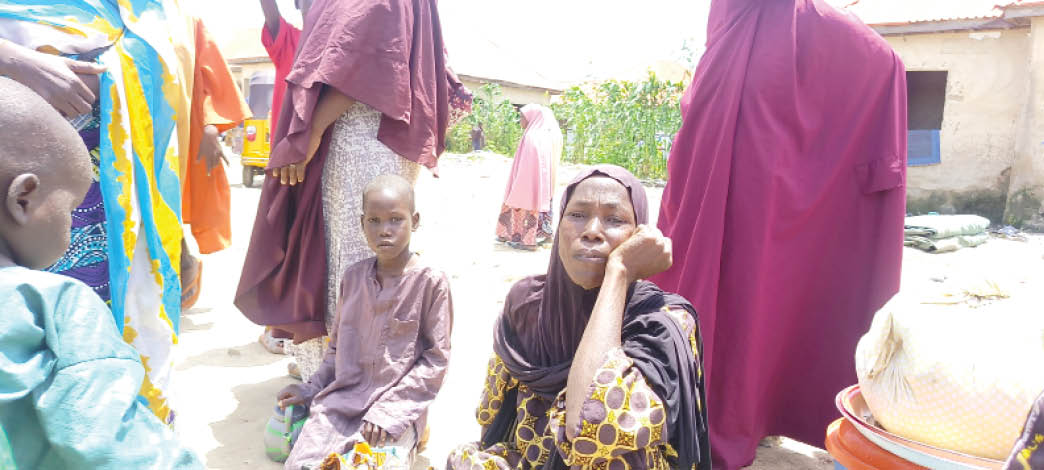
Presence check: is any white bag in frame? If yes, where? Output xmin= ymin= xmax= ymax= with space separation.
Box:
xmin=855 ymin=296 xmax=1044 ymax=459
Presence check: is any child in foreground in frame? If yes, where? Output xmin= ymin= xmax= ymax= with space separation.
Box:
xmin=0 ymin=77 xmax=202 ymax=469
xmin=278 ymin=175 xmax=454 ymax=470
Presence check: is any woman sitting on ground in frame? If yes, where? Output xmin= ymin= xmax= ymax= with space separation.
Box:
xmin=449 ymin=165 xmax=712 ymax=470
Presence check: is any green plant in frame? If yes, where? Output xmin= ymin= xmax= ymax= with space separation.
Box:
xmin=552 ymin=72 xmax=685 ymax=180
xmin=445 ymin=121 xmax=472 ymax=154
xmin=446 ymin=83 xmax=522 ymax=155
xmin=447 ymin=75 xmax=685 ymax=181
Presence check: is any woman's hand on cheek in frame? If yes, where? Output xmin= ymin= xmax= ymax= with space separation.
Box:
xmin=608 ymin=225 xmax=673 ymax=283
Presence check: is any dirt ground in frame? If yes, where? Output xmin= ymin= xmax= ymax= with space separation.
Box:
xmin=170 ymin=151 xmax=1044 ymax=470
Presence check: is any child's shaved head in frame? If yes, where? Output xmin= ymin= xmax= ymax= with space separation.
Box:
xmin=0 ymin=77 xmax=91 ymax=184
xmin=0 ymin=77 xmax=93 ymax=269
xmin=362 ymin=174 xmax=415 ymax=212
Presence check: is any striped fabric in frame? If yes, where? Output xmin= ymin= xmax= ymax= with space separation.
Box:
xmin=0 ymin=0 xmax=186 ymax=424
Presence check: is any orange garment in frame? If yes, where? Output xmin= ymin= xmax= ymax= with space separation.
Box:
xmin=181 ymin=17 xmax=251 ymax=254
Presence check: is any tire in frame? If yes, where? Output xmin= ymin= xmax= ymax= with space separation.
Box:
xmin=242 ymin=165 xmax=256 ymax=188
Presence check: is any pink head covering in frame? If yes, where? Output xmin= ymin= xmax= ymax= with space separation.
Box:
xmin=502 ymin=104 xmax=563 ymax=212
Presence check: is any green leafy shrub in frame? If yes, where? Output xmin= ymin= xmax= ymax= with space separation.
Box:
xmin=446 ymin=84 xmax=522 ymax=155
xmin=552 ymin=72 xmax=684 ymax=180
xmin=448 ymin=74 xmax=685 ymax=181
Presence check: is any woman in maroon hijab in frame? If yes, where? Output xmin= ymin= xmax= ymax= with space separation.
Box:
xmin=448 ymin=166 xmax=711 ymax=470
xmin=652 ymin=1 xmax=907 ymax=468
xmin=235 ymin=0 xmax=470 ymax=381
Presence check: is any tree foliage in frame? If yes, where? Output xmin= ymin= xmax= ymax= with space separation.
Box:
xmin=447 ymin=74 xmax=685 ymax=180
xmin=552 ymin=72 xmax=684 ymax=180
xmin=446 ymin=83 xmax=522 ymax=156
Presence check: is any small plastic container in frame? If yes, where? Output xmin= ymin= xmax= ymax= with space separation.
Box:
xmin=825 ymin=418 xmax=926 ymax=470
xmin=264 ymin=404 xmax=309 ymax=462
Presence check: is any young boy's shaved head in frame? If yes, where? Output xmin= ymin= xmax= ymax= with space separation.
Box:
xmin=0 ymin=77 xmax=91 ymax=184
xmin=0 ymin=77 xmax=93 ymax=269
xmin=362 ymin=174 xmax=415 ymax=212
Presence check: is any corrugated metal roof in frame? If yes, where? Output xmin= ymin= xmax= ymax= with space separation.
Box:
xmin=826 ymin=0 xmax=1008 ymax=26
xmin=1006 ymin=0 xmax=1044 ymax=9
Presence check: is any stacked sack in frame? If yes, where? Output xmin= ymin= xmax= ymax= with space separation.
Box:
xmin=855 ymin=295 xmax=1044 ymax=459
xmin=904 ymin=214 xmax=990 ymax=253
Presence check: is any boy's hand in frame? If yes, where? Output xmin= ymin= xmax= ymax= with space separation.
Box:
xmin=361 ymin=420 xmax=389 ymax=446
xmin=276 ymin=385 xmax=308 ymax=409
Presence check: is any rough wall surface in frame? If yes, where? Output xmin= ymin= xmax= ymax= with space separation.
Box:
xmin=884 ymin=29 xmax=1032 ymax=225
xmin=1007 ymin=19 xmax=1044 ymax=230
xmin=460 ymin=78 xmax=553 ymax=106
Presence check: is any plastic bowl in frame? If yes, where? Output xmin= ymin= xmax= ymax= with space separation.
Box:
xmin=835 ymin=385 xmax=1004 ymax=470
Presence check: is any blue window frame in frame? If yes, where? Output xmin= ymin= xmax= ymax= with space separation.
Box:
xmin=906 ymin=71 xmax=947 ymax=167
xmin=908 ymin=129 xmax=941 ymax=166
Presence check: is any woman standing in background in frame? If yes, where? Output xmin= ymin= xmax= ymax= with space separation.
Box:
xmin=497 ymin=104 xmax=563 ymax=251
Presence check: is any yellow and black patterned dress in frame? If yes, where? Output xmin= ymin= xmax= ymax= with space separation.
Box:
xmin=1005 ymin=390 xmax=1044 ymax=470
xmin=448 ymin=308 xmax=701 ymax=470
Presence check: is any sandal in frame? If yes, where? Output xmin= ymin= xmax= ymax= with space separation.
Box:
xmin=259 ymin=329 xmax=287 ymax=355
xmin=180 ymin=256 xmax=202 ymax=310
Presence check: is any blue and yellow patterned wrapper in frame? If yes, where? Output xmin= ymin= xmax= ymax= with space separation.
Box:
xmin=0 ymin=0 xmax=187 ymax=425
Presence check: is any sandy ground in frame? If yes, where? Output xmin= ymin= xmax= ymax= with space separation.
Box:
xmin=170 ymin=151 xmax=1044 ymax=470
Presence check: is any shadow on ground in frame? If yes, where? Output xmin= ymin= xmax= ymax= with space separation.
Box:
xmin=749 ymin=437 xmax=834 ymax=470
xmin=207 ymin=376 xmax=293 ymax=469
xmin=178 ymin=341 xmax=286 ymax=371
xmin=180 ymin=313 xmax=215 ymax=332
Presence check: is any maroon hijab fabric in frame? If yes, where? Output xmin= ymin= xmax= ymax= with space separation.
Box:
xmin=491 ymin=165 xmax=711 ymax=470
xmin=270 ymin=0 xmax=451 ymax=170
xmin=651 ymin=1 xmax=907 ymax=468
xmin=235 ymin=0 xmax=453 ymax=341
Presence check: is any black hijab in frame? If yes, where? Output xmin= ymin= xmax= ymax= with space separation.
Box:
xmin=488 ymin=165 xmax=711 ymax=470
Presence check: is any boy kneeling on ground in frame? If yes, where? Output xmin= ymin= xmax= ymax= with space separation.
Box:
xmin=0 ymin=77 xmax=202 ymax=469
xmin=278 ymin=175 xmax=454 ymax=470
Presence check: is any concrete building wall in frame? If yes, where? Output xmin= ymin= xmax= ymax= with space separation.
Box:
xmin=229 ymin=65 xmax=554 ymax=108
xmin=883 ymin=29 xmax=1031 ymax=223
xmin=231 ymin=62 xmax=276 ymax=97
xmin=1008 ymin=18 xmax=1044 ymax=230
xmin=460 ymin=78 xmax=554 ymax=106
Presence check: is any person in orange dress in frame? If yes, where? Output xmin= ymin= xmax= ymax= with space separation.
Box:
xmin=177 ymin=17 xmax=252 ymax=310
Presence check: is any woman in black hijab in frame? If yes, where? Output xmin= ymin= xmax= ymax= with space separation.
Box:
xmin=447 ymin=165 xmax=711 ymax=470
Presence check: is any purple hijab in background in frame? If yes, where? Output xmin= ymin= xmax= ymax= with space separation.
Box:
xmin=235 ymin=0 xmax=458 ymax=342
xmin=490 ymin=165 xmax=711 ymax=470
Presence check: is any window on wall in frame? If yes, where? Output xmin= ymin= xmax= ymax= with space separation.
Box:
xmin=907 ymin=71 xmax=948 ymax=166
